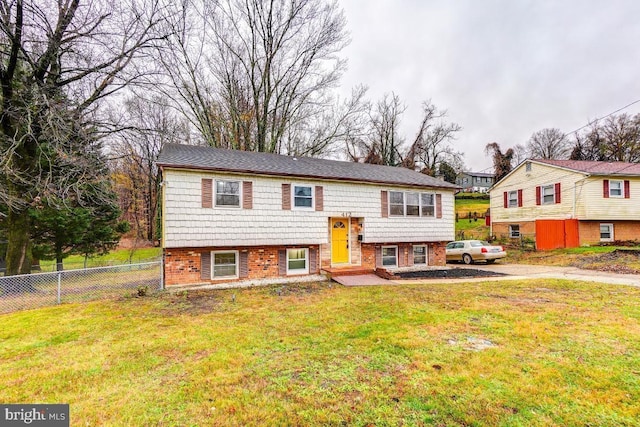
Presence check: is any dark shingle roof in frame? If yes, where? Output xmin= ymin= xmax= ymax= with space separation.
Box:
xmin=534 ymin=159 xmax=640 ymax=176
xmin=157 ymin=143 xmax=458 ymax=189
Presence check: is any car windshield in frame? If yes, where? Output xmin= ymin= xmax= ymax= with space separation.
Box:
xmin=469 ymin=241 xmax=490 ymax=247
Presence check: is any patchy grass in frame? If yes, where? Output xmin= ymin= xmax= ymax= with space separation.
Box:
xmin=455 ymin=196 xmax=490 ymax=239
xmin=507 ymin=246 xmax=640 ymax=273
xmin=2 ymin=280 xmax=640 ymax=426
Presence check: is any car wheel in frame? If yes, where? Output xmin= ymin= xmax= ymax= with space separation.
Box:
xmin=462 ymin=253 xmax=473 ymax=265
xmin=486 ymin=259 xmax=496 ymax=264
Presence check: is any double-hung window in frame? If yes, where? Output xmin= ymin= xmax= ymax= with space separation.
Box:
xmin=600 ymin=224 xmax=614 ymax=242
xmin=293 ymin=185 xmax=313 ymax=208
xmin=389 ymin=191 xmax=405 ymax=216
xmin=508 ymin=191 xmax=518 ymax=208
xmin=212 ymin=251 xmax=238 ymax=278
xmin=406 ymin=192 xmax=420 ymax=216
xmin=215 ymin=180 xmax=241 ymax=207
xmin=287 ymin=248 xmax=309 ymax=274
xmin=609 ymin=180 xmax=623 ymax=197
xmin=509 ymin=224 xmax=520 ymax=238
xmin=542 ymin=185 xmax=555 ymax=204
xmin=421 ymin=194 xmax=435 ymax=217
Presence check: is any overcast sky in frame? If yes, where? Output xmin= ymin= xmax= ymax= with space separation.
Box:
xmin=338 ymin=0 xmax=640 ymax=172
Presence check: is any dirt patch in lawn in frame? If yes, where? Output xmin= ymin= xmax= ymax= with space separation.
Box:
xmin=571 ymin=249 xmax=640 ymax=275
xmin=267 ymin=281 xmax=333 ymax=297
xmin=396 ymin=268 xmax=506 ymax=280
xmin=159 ymin=290 xmax=225 ymax=315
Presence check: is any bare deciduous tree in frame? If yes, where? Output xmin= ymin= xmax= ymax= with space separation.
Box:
xmin=155 ymin=0 xmax=351 ymax=155
xmin=570 ymin=113 xmax=640 ymax=162
xmin=407 ymin=101 xmax=463 ymax=175
xmin=526 ymin=128 xmax=570 ymax=159
xmin=111 ymin=96 xmax=190 ymax=242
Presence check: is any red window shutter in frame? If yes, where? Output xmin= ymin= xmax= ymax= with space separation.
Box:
xmin=503 ymin=192 xmax=508 ymax=208
xmin=202 ymin=179 xmax=213 ymax=208
xmin=315 ymin=186 xmax=324 ymax=211
xmin=242 ymin=181 xmax=253 ymax=209
xmin=282 ymin=184 xmax=291 ymax=210
xmin=603 ymin=180 xmax=609 ymax=198
xmin=381 ymin=191 xmax=388 ymax=218
xmin=436 ymin=194 xmax=442 ymax=218
xmin=517 ymin=189 xmax=523 ymax=207
xmin=624 ymin=180 xmax=631 ymax=198
xmin=535 ymin=186 xmax=541 ymax=205
xmin=555 ymin=183 xmax=561 ymax=204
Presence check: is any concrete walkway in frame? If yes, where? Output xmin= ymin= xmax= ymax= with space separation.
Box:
xmin=336 ymin=264 xmax=640 ymax=287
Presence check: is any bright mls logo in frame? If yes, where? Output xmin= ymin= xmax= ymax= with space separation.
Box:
xmin=0 ymin=404 xmax=69 ymax=426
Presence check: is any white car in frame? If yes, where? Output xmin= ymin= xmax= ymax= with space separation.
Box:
xmin=445 ymin=240 xmax=506 ymax=265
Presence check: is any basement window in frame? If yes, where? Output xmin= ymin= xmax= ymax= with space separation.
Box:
xmin=382 ymin=246 xmax=398 ymax=267
xmin=509 ymin=224 xmax=520 ymax=238
xmin=212 ymin=251 xmax=238 ymax=278
xmin=600 ymin=224 xmax=614 ymax=242
xmin=287 ymin=248 xmax=308 ymax=275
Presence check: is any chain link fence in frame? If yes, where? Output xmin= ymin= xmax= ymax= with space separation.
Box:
xmin=0 ymin=261 xmax=162 ymax=314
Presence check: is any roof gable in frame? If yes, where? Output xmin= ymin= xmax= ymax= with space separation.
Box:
xmin=157 ymin=143 xmax=458 ymax=189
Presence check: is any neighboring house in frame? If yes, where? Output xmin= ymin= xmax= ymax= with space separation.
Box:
xmin=457 ymin=172 xmax=495 ymax=193
xmin=156 ymin=144 xmax=458 ymax=286
xmin=489 ymin=159 xmax=640 ymax=249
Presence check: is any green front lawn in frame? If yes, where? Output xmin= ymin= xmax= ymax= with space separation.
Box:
xmin=2 ymin=280 xmax=639 ymax=425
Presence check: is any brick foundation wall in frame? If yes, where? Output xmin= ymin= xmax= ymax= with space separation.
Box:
xmin=361 ymin=242 xmax=447 ymax=269
xmin=164 ymin=245 xmax=320 ymax=286
xmin=492 ymin=221 xmax=536 ymax=239
xmin=579 ymin=221 xmax=640 ymax=245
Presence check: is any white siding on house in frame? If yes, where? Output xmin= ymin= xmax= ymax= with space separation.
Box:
xmin=163 ymin=169 xmax=455 ymax=248
xmin=491 ymin=161 xmax=640 ymax=223
xmin=580 ymin=176 xmax=640 ymax=220
xmin=490 ymin=162 xmax=586 ymax=222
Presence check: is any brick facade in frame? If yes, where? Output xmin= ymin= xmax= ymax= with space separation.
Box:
xmin=164 ymin=245 xmax=320 ymax=286
xmin=579 ymin=221 xmax=640 ymax=245
xmin=492 ymin=221 xmax=536 ymax=240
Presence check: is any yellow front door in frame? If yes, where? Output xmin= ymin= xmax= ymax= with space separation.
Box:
xmin=331 ymin=218 xmax=349 ymax=264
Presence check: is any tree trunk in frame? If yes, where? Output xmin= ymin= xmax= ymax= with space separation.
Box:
xmin=5 ymin=209 xmax=32 ymax=276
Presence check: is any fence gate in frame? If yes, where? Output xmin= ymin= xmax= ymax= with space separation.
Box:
xmin=535 ymin=219 xmax=580 ymax=250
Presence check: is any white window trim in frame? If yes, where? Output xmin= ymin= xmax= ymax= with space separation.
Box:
xmin=388 ymin=191 xmax=436 ymax=218
xmin=211 ymin=250 xmax=239 ymax=279
xmin=609 ymin=180 xmax=623 ymax=198
xmin=286 ymin=248 xmax=309 ymax=275
xmin=413 ymin=245 xmax=428 ymax=265
xmin=508 ymin=191 xmax=518 ymax=208
xmin=292 ymin=184 xmax=315 ymax=210
xmin=599 ymin=223 xmax=614 ymax=242
xmin=509 ymin=224 xmax=520 ymax=238
xmin=214 ymin=180 xmax=242 ymax=208
xmin=542 ymin=185 xmax=555 ymax=205
xmin=381 ymin=245 xmax=398 ymax=268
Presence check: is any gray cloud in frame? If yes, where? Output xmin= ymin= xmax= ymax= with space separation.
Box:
xmin=339 ymin=0 xmax=640 ymax=171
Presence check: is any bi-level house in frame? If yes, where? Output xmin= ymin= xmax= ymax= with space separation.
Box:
xmin=157 ymin=144 xmax=458 ymax=286
xmin=490 ymin=159 xmax=640 ymax=249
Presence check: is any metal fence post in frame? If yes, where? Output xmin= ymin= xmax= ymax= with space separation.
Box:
xmin=57 ymin=272 xmax=62 ymax=304
xmin=160 ymin=253 xmax=165 ymax=291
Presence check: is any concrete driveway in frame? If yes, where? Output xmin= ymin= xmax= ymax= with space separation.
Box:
xmin=449 ymin=263 xmax=640 ymax=287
